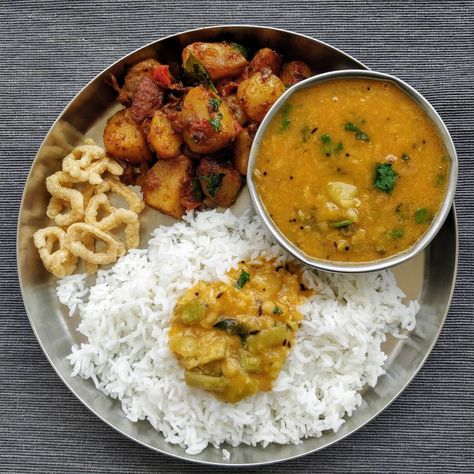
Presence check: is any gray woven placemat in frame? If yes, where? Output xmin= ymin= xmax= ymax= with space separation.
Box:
xmin=1 ymin=1 xmax=473 ymax=472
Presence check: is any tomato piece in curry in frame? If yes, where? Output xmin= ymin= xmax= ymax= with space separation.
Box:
xmin=254 ymin=78 xmax=450 ymax=262
xmin=168 ymin=260 xmax=309 ymax=403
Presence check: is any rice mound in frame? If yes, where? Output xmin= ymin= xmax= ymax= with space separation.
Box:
xmin=58 ymin=209 xmax=418 ymax=455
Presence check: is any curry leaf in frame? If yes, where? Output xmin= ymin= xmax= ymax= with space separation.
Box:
xmin=230 ymin=42 xmax=249 ymax=59
xmin=191 ymin=178 xmax=204 ymax=201
xmin=235 ymin=270 xmax=250 ymax=289
xmin=183 ymin=53 xmax=218 ymax=94
xmin=329 ymin=219 xmax=354 ymax=228
xmin=213 ymin=318 xmax=244 ymax=335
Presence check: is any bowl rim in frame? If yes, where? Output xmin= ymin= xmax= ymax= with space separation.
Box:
xmin=247 ymin=69 xmax=458 ymax=273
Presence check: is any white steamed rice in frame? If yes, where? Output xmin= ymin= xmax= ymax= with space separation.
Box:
xmin=58 ymin=209 xmax=419 ymax=455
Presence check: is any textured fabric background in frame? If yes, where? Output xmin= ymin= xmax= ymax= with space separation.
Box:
xmin=1 ymin=1 xmax=473 ymax=472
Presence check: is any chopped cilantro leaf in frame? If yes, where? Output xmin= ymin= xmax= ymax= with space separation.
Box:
xmin=388 ymin=228 xmax=404 ymax=238
xmin=278 ymin=103 xmax=292 ymax=132
xmin=319 ymin=134 xmax=344 ymax=156
xmin=321 ymin=133 xmax=331 ymax=144
xmin=402 ymin=153 xmax=411 ymax=162
xmin=345 ymin=121 xmax=370 ymax=142
xmin=344 ymin=122 xmax=359 ymax=132
xmin=200 ymin=173 xmax=225 ymax=197
xmin=374 ymin=163 xmax=398 ymax=193
xmin=279 ymin=117 xmax=291 ymax=132
xmin=415 ymin=208 xmax=432 ymax=224
xmin=209 ymin=113 xmax=223 ymax=132
xmin=272 ymin=306 xmax=283 ymax=315
xmin=208 ymin=97 xmax=221 ymax=112
xmin=235 ymin=270 xmax=250 ymax=289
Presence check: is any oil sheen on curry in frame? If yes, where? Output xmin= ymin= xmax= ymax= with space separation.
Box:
xmin=254 ymin=78 xmax=450 ymax=262
xmin=168 ymin=260 xmax=309 ymax=403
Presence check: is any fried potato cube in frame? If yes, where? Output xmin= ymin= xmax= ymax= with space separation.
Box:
xmin=103 ymin=108 xmax=152 ymax=164
xmin=224 ymin=93 xmax=248 ymax=126
xmin=117 ymin=58 xmax=161 ymax=104
xmin=181 ymin=86 xmax=239 ymax=154
xmin=279 ymin=61 xmax=312 ymax=87
xmin=237 ymin=72 xmax=285 ymax=122
xmin=233 ymin=128 xmax=253 ymax=175
xmin=147 ymin=110 xmax=183 ymax=159
xmin=182 ymin=42 xmax=248 ymax=81
xmin=142 ymin=155 xmax=192 ymax=218
xmin=197 ymin=157 xmax=242 ymax=207
xmin=243 ymin=48 xmax=283 ymax=78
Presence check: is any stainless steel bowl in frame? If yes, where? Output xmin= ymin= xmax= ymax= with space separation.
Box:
xmin=248 ymin=69 xmax=458 ymax=273
xmin=17 ymin=26 xmax=458 ymax=466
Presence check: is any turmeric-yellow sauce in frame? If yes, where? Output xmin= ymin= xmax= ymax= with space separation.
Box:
xmin=168 ymin=260 xmax=309 ymax=403
xmin=254 ymin=78 xmax=449 ymax=262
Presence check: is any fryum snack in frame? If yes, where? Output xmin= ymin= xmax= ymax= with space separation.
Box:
xmin=33 ymin=227 xmax=78 ymax=278
xmin=62 ymin=141 xmax=123 ymax=184
xmin=34 ymin=139 xmax=145 ymax=277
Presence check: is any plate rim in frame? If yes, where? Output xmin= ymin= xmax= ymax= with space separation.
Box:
xmin=16 ymin=25 xmax=459 ymax=467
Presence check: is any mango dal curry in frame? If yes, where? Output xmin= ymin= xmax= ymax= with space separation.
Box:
xmin=168 ymin=260 xmax=309 ymax=402
xmin=254 ymin=78 xmax=450 ymax=262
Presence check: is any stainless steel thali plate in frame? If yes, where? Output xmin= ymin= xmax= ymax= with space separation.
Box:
xmin=17 ymin=26 xmax=458 ymax=466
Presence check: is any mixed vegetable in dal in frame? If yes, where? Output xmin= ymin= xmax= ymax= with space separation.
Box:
xmin=254 ymin=78 xmax=450 ymax=262
xmin=168 ymin=260 xmax=309 ymax=403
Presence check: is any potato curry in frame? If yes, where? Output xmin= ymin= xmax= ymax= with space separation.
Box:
xmin=254 ymin=78 xmax=449 ymax=262
xmin=168 ymin=260 xmax=309 ymax=403
xmin=104 ymin=42 xmax=312 ymax=218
